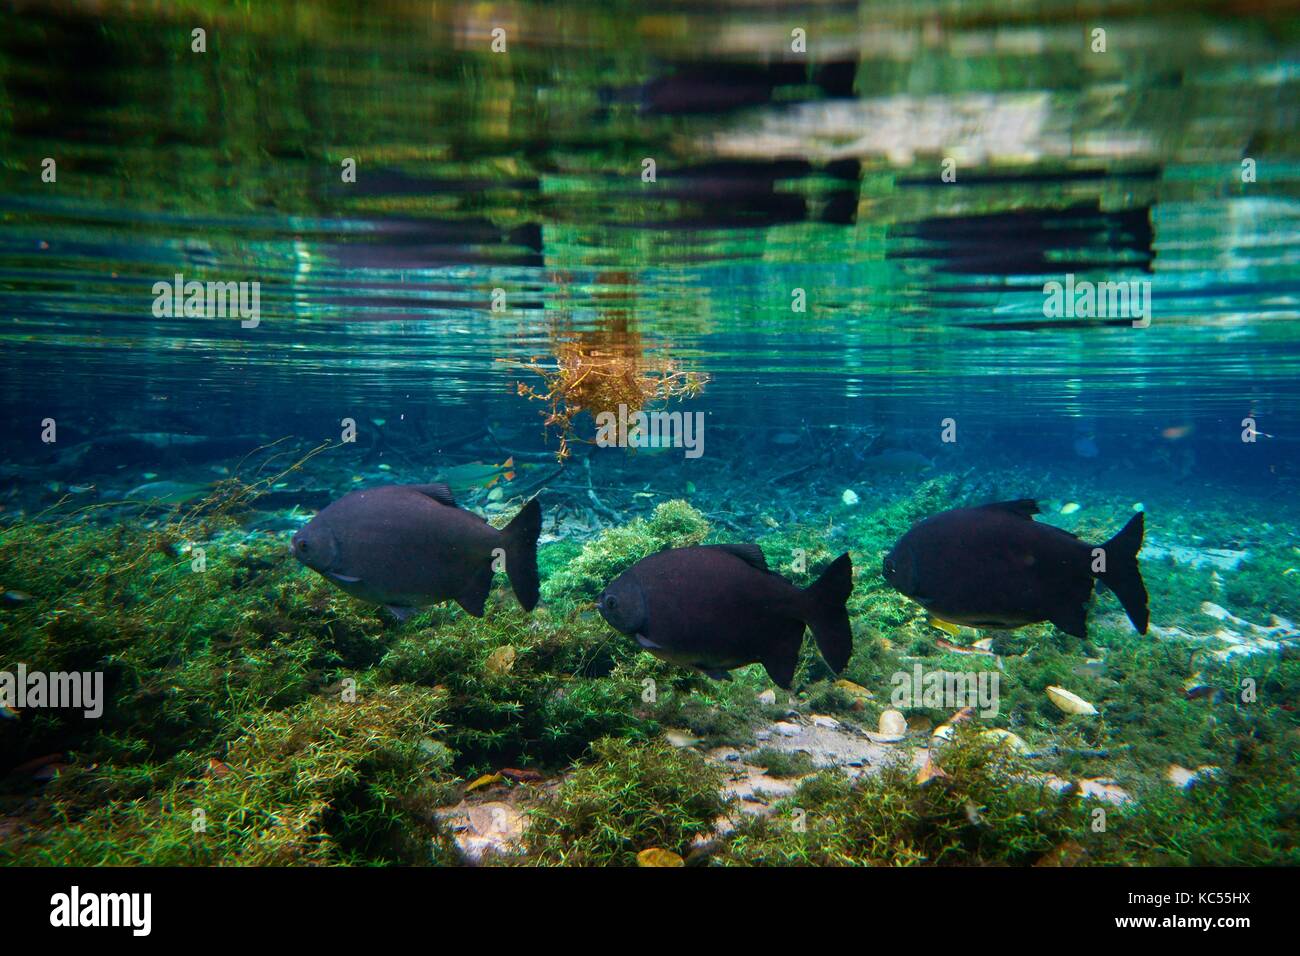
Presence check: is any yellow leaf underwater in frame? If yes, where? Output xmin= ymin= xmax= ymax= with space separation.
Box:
xmin=636 ymin=848 xmax=685 ymax=867
xmin=466 ymin=773 xmax=503 ymax=793
xmin=833 ymin=679 xmax=873 ymax=700
xmin=928 ymin=616 xmax=962 ymax=638
xmin=485 ymin=645 xmax=517 ymax=675
xmin=1046 ymin=685 xmax=1098 ymax=716
xmin=979 ymin=728 xmax=1030 ymax=753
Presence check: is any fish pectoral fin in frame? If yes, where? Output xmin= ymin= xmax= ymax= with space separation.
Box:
xmin=1047 ymin=604 xmax=1089 ymax=639
xmin=328 ymin=572 xmax=362 ymax=584
xmin=635 ymin=633 xmax=662 ymax=650
xmin=385 ymin=605 xmax=418 ymax=622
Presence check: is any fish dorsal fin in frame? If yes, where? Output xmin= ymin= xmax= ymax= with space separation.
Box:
xmin=714 ymin=544 xmax=768 ymax=571
xmin=410 ymin=483 xmax=457 ymax=507
xmin=981 ymin=499 xmax=1040 ymax=519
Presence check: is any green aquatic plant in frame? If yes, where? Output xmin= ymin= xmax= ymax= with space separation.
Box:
xmin=718 ymin=729 xmax=1089 ymax=866
xmin=1222 ymin=548 xmax=1300 ymax=621
xmin=1 ymin=475 xmax=1295 ymax=867
xmin=0 ymin=519 xmax=390 ymax=769
xmin=1 ymin=685 xmax=453 ymax=866
xmin=748 ymin=747 xmax=818 ymax=779
xmin=519 ymin=736 xmax=728 ymax=866
xmin=378 ymin=603 xmax=658 ymax=774
xmin=540 ymin=498 xmax=710 ymax=605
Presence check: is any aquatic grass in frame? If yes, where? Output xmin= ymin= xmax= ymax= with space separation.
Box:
xmin=378 ymin=603 xmax=659 ymax=773
xmin=540 ymin=498 xmax=710 ymax=604
xmin=0 ymin=518 xmax=393 ymax=769
xmin=518 ymin=736 xmax=728 ymax=866
xmin=748 ymin=747 xmax=818 ymax=779
xmin=0 ymin=685 xmax=453 ymax=866
xmin=718 ymin=730 xmax=1088 ymax=866
xmin=2 ymin=476 xmax=1296 ymax=866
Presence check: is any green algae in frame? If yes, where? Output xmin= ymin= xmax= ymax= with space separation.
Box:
xmin=719 ymin=731 xmax=1091 ymax=867
xmin=2 ymin=685 xmax=452 ymax=865
xmin=1 ymin=481 xmax=1297 ymax=866
xmin=540 ymin=499 xmax=711 ymax=605
xmin=517 ymin=737 xmax=727 ymax=866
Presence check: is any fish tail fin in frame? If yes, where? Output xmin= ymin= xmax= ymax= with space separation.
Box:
xmin=1096 ymin=512 xmax=1149 ymax=634
xmin=501 ymin=497 xmax=542 ymax=611
xmin=800 ymin=552 xmax=854 ymax=673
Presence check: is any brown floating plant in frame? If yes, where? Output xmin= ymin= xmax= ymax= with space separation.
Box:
xmin=501 ymin=321 xmax=707 ymax=461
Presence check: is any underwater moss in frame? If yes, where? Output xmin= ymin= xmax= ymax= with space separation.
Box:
xmin=717 ymin=730 xmax=1093 ymax=866
xmin=747 ymin=747 xmax=818 ymax=779
xmin=1 ymin=685 xmax=453 ymax=865
xmin=519 ymin=736 xmax=728 ymax=866
xmin=2 ymin=476 xmax=1296 ymax=867
xmin=540 ymin=498 xmax=710 ymax=605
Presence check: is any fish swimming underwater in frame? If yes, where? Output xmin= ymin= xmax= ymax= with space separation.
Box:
xmin=292 ymin=484 xmax=541 ymax=621
xmin=883 ymin=499 xmax=1148 ymax=639
xmin=596 ymin=545 xmax=854 ymax=688
xmin=438 ymin=458 xmax=516 ymax=494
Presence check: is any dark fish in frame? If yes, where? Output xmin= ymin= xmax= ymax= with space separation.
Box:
xmin=596 ymin=545 xmax=854 ymax=689
xmin=883 ymin=499 xmax=1148 ymax=639
xmin=292 ymin=484 xmax=541 ymax=621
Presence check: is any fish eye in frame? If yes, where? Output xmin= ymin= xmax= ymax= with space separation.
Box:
xmin=605 ymin=595 xmax=618 ymax=609
xmin=297 ymin=539 xmax=308 ymax=551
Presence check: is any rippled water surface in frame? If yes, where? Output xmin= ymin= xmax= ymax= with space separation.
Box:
xmin=1 ymin=1 xmax=1298 ymax=476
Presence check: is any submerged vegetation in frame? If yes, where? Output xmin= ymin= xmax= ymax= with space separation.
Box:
xmin=519 ymin=737 xmax=727 ymax=866
xmin=1 ymin=476 xmax=1297 ymax=866
xmin=504 ymin=323 xmax=708 ymax=462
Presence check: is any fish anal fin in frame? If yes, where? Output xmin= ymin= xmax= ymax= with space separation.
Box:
xmin=759 ymin=631 xmax=804 ymax=690
xmin=1047 ymin=604 xmax=1089 ymax=639
xmin=701 ymin=668 xmax=733 ymax=682
xmin=713 ymin=544 xmax=768 ymax=572
xmin=456 ymin=562 xmax=495 ymax=618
